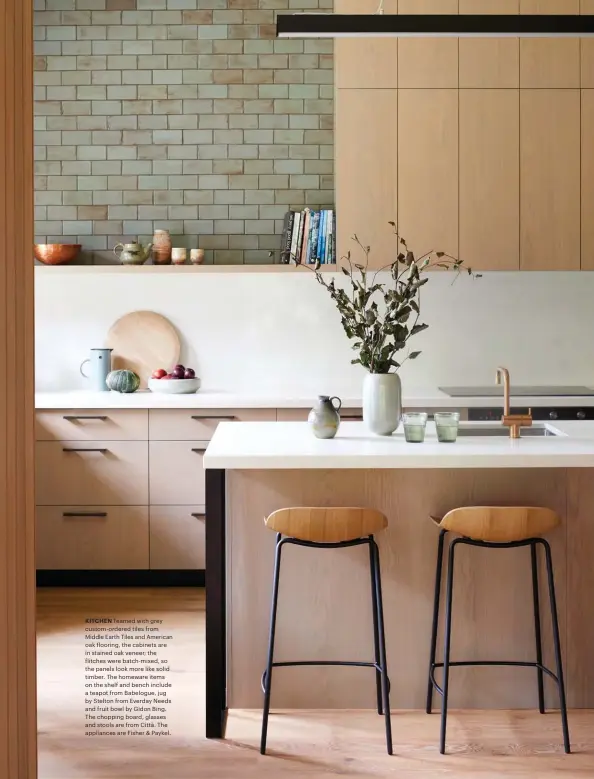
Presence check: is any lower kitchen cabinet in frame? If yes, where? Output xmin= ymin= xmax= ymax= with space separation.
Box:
xmin=149 ymin=441 xmax=206 ymax=505
xmin=36 ymin=440 xmax=149 ymax=506
xmin=36 ymin=506 xmax=149 ymax=570
xmin=149 ymin=506 xmax=205 ymax=570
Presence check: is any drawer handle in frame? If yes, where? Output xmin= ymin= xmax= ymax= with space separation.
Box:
xmin=191 ymin=447 xmax=207 ymax=454
xmin=341 ymin=415 xmax=363 ymax=421
xmin=191 ymin=415 xmax=236 ymax=421
xmin=63 ymin=415 xmax=108 ymax=421
xmin=63 ymin=511 xmax=108 ymax=518
xmin=62 ymin=447 xmax=107 ymax=453
xmin=191 ymin=513 xmax=205 ymax=520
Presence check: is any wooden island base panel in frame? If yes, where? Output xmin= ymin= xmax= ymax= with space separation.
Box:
xmin=203 ymin=418 xmax=594 ymax=739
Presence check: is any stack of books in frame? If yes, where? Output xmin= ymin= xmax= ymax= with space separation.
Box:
xmin=279 ymin=208 xmax=336 ymax=265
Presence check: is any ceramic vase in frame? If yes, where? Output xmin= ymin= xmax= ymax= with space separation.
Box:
xmin=308 ymin=395 xmax=342 ymax=439
xmin=152 ymin=229 xmax=172 ymax=265
xmin=362 ymin=373 xmax=402 ymax=436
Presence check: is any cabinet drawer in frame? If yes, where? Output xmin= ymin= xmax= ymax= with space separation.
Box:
xmin=149 ymin=408 xmax=276 ymax=441
xmin=276 ymin=407 xmax=363 ymax=422
xmin=36 ymin=506 xmax=149 ymax=570
xmin=36 ymin=409 xmax=148 ymax=441
xmin=36 ymin=441 xmax=149 ymax=505
xmin=149 ymin=506 xmax=205 ymax=570
xmin=149 ymin=441 xmax=205 ymax=505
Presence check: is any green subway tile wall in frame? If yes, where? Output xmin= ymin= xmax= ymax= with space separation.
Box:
xmin=33 ymin=0 xmax=334 ymax=264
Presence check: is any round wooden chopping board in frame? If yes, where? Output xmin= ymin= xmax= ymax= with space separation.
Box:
xmin=106 ymin=311 xmax=181 ymax=388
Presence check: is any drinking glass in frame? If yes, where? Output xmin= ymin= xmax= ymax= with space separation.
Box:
xmin=403 ymin=412 xmax=428 ymax=443
xmin=434 ymin=412 xmax=460 ymax=443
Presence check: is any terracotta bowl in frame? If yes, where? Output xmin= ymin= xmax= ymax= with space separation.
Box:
xmin=34 ymin=244 xmax=81 ymax=265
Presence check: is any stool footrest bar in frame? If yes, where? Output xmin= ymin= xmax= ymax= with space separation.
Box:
xmin=429 ymin=660 xmax=559 ymax=697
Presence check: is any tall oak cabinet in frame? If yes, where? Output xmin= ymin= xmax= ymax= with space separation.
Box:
xmin=335 ymin=0 xmax=592 ymax=270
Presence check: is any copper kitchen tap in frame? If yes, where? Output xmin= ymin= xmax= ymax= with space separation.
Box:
xmin=496 ymin=366 xmax=533 ymax=439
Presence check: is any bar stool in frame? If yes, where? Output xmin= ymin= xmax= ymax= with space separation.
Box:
xmin=426 ymin=506 xmax=570 ymax=754
xmin=260 ymin=507 xmax=393 ymax=755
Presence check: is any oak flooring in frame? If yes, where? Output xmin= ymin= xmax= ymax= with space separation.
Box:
xmin=37 ymin=588 xmax=594 ymax=779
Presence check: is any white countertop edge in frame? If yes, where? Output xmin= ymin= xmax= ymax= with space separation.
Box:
xmin=34 ymin=389 xmax=594 ymax=410
xmin=202 ymin=420 xmax=594 ymax=470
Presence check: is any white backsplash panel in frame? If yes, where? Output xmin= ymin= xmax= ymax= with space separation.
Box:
xmin=35 ymin=270 xmax=594 ymax=396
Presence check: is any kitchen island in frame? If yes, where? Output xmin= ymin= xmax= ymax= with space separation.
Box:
xmin=203 ymin=420 xmax=594 ymax=738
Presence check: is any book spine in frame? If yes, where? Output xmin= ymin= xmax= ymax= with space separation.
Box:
xmin=299 ymin=209 xmax=311 ymax=264
xmin=317 ymin=210 xmax=326 ymax=263
xmin=308 ymin=211 xmax=320 ymax=264
xmin=331 ymin=210 xmax=337 ymax=264
xmin=325 ymin=210 xmax=333 ymax=264
xmin=290 ymin=211 xmax=301 ymax=262
xmin=296 ymin=209 xmax=306 ymax=261
xmin=280 ymin=211 xmax=294 ymax=263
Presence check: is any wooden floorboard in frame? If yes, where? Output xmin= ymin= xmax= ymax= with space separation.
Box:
xmin=37 ymin=588 xmax=594 ymax=779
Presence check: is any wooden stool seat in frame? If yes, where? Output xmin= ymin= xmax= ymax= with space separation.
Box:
xmin=431 ymin=506 xmax=560 ymax=543
xmin=265 ymin=507 xmax=388 ymax=543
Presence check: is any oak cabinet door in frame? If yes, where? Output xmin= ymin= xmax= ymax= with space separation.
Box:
xmin=36 ymin=409 xmax=148 ymax=442
xmin=459 ymin=90 xmax=520 ymax=270
xmin=581 ymin=91 xmax=594 ymax=269
xmin=398 ymin=89 xmax=458 ymax=261
xmin=335 ymin=89 xmax=398 ymax=268
xmin=36 ymin=441 xmax=149 ymax=506
xmin=149 ymin=408 xmax=275 ymax=441
xmin=335 ymin=0 xmax=398 ymax=89
xmin=36 ymin=506 xmax=149 ymax=570
xmin=520 ymin=90 xmax=580 ymax=270
xmin=149 ymin=506 xmax=205 ymax=570
xmin=149 ymin=441 xmax=206 ymax=506
xmin=398 ymin=0 xmax=458 ymax=88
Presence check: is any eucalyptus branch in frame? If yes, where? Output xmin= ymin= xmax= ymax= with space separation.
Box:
xmin=270 ymin=221 xmax=478 ymax=374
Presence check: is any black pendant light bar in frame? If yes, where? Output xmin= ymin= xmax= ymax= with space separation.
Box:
xmin=276 ymin=14 xmax=594 ymax=38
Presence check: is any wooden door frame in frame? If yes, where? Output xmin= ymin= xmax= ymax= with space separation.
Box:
xmin=1 ymin=0 xmax=38 ymax=776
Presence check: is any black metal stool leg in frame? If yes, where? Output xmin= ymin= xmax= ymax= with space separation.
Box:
xmin=371 ymin=537 xmax=393 ymax=755
xmin=260 ymin=533 xmax=284 ymax=755
xmin=440 ymin=538 xmax=458 ymax=755
xmin=368 ymin=536 xmax=383 ymax=716
xmin=530 ymin=541 xmax=545 ymax=714
xmin=426 ymin=529 xmax=447 ymax=714
xmin=540 ymin=539 xmax=571 ymax=754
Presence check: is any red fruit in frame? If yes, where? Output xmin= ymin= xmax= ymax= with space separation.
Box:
xmin=173 ymin=364 xmax=185 ymax=372
xmin=151 ymin=368 xmax=167 ymax=379
xmin=172 ymin=366 xmax=185 ymax=378
xmin=184 ymin=368 xmax=195 ymax=379
xmin=163 ymin=373 xmax=175 ymax=379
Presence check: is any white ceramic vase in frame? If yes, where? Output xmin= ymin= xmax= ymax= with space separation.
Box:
xmin=363 ymin=372 xmax=402 ymax=436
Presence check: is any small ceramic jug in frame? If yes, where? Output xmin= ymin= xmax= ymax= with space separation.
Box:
xmin=308 ymin=395 xmax=342 ymax=439
xmin=80 ymin=348 xmax=113 ymax=392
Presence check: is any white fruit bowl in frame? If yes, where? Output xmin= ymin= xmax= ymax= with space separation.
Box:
xmin=148 ymin=377 xmax=201 ymax=395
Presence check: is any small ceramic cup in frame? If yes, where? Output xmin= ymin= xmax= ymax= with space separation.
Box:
xmin=171 ymin=247 xmax=187 ymax=265
xmin=190 ymin=248 xmax=205 ymax=265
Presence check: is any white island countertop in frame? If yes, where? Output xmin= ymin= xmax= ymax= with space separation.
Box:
xmin=34 ymin=388 xmax=594 ymax=410
xmin=203 ymin=420 xmax=594 ymax=470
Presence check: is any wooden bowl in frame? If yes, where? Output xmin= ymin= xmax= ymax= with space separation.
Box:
xmin=34 ymin=244 xmax=81 ymax=265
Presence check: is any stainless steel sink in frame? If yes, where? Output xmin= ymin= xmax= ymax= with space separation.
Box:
xmin=457 ymin=425 xmax=557 ymax=438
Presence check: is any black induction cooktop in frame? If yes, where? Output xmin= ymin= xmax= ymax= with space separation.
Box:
xmin=439 ymin=386 xmax=594 ymax=397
